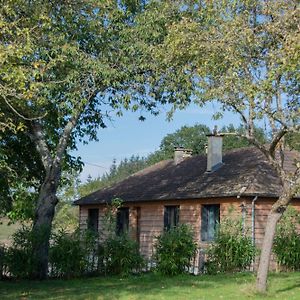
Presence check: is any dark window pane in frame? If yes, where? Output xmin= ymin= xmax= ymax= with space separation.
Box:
xmin=164 ymin=206 xmax=179 ymax=230
xmin=201 ymin=205 xmax=208 ymax=241
xmin=116 ymin=207 xmax=129 ymax=235
xmin=201 ymin=204 xmax=220 ymax=241
xmin=88 ymin=209 xmax=99 ymax=232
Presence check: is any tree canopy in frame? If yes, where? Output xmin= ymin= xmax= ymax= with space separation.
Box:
xmin=146 ymin=0 xmax=299 ymax=292
xmin=0 ymin=0 xmax=186 ymax=278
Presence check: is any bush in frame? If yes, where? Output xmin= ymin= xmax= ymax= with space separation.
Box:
xmin=154 ymin=224 xmax=197 ymax=275
xmin=99 ymin=234 xmax=144 ymax=276
xmin=206 ymin=218 xmax=256 ymax=274
xmin=5 ymin=225 xmax=44 ymax=279
xmin=49 ymin=229 xmax=94 ymax=278
xmin=273 ymin=207 xmax=300 ymax=270
xmin=5 ymin=225 xmax=98 ymax=279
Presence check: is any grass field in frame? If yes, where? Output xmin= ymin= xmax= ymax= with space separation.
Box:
xmin=0 ymin=272 xmax=300 ymax=300
xmin=0 ymin=218 xmax=20 ymax=246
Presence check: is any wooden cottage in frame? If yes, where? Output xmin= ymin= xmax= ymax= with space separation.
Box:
xmin=74 ymin=134 xmax=300 ymax=268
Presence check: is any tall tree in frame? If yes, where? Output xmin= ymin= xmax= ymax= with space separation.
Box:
xmin=158 ymin=123 xmax=267 ymax=157
xmin=0 ymin=0 xmax=178 ymax=279
xmin=149 ymin=0 xmax=299 ymax=292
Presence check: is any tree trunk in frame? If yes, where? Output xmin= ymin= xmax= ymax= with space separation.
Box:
xmin=256 ymin=209 xmax=282 ymax=292
xmin=31 ymin=177 xmax=58 ymax=280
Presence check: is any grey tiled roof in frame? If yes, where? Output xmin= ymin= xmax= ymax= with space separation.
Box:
xmin=74 ymin=147 xmax=300 ymax=205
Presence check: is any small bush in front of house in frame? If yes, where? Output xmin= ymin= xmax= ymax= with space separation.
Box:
xmin=206 ymin=218 xmax=255 ymax=274
xmin=49 ymin=228 xmax=99 ymax=278
xmin=5 ymin=225 xmax=43 ymax=279
xmin=154 ymin=224 xmax=197 ymax=276
xmin=99 ymin=234 xmax=144 ymax=276
xmin=273 ymin=207 xmax=300 ymax=270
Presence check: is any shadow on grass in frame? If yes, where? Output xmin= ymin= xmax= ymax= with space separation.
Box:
xmin=0 ymin=272 xmax=278 ymax=300
xmin=0 ymin=273 xmax=254 ymax=300
xmin=276 ymin=282 xmax=300 ymax=293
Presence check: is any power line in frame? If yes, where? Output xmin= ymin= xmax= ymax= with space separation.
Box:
xmin=83 ymin=161 xmax=108 ymax=169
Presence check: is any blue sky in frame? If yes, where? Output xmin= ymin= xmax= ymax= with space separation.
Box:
xmin=75 ymin=102 xmax=242 ymax=181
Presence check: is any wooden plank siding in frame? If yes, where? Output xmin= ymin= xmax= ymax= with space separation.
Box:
xmin=78 ymin=198 xmax=300 ymax=268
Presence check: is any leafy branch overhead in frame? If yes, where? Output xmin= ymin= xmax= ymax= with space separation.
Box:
xmin=0 ymin=0 xmax=184 ymax=279
xmin=146 ymin=0 xmax=299 ymax=292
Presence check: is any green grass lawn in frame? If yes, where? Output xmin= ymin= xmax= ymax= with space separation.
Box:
xmin=0 ymin=272 xmax=300 ymax=300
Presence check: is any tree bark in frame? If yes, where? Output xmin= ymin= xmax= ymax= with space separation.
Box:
xmin=29 ymin=109 xmax=85 ymax=279
xmin=31 ymin=175 xmax=59 ymax=280
xmin=256 ymin=209 xmax=282 ymax=293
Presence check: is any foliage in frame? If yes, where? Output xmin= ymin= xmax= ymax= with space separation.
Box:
xmin=95 ymin=198 xmax=144 ymax=276
xmin=273 ymin=207 xmax=300 ymax=270
xmin=0 ymin=132 xmax=42 ymax=219
xmin=148 ymin=0 xmax=299 ymax=291
xmin=49 ymin=229 xmax=96 ymax=278
xmin=159 ymin=123 xmax=267 ymax=157
xmin=5 ymin=225 xmax=47 ymax=279
xmin=285 ymin=132 xmax=300 ymax=151
xmin=221 ymin=125 xmax=267 ymax=152
xmin=0 ymin=0 xmax=174 ymax=278
xmin=52 ymin=202 xmax=78 ymax=232
xmin=157 ymin=124 xmax=210 ymax=157
xmin=206 ymin=217 xmax=256 ymax=274
xmin=101 ymin=198 xmax=124 ymax=237
xmin=99 ymin=234 xmax=144 ymax=276
xmin=154 ymin=224 xmax=197 ymax=275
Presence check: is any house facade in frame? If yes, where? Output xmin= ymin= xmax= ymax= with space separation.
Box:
xmin=74 ymin=134 xmax=300 ymax=267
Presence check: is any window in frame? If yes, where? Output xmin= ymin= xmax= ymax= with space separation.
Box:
xmin=164 ymin=206 xmax=179 ymax=230
xmin=116 ymin=207 xmax=129 ymax=235
xmin=201 ymin=204 xmax=220 ymax=241
xmin=88 ymin=208 xmax=99 ymax=232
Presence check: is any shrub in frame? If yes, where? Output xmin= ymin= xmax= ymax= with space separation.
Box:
xmin=206 ymin=218 xmax=256 ymax=274
xmin=49 ymin=229 xmax=89 ymax=278
xmin=154 ymin=224 xmax=197 ymax=275
xmin=49 ymin=228 xmax=99 ymax=278
xmin=100 ymin=234 xmax=144 ymax=276
xmin=273 ymin=207 xmax=300 ymax=270
xmin=5 ymin=225 xmax=45 ymax=279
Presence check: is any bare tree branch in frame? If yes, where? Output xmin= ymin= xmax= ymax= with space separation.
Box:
xmin=1 ymin=94 xmax=46 ymax=121
xmin=54 ymin=87 xmax=98 ymax=166
xmin=269 ymin=126 xmax=288 ymax=157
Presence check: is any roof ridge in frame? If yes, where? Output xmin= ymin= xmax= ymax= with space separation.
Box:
xmin=128 ymin=159 xmax=173 ymax=178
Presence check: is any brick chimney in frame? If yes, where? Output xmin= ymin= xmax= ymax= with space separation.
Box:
xmin=174 ymin=147 xmax=192 ymax=164
xmin=206 ymin=127 xmax=224 ymax=172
